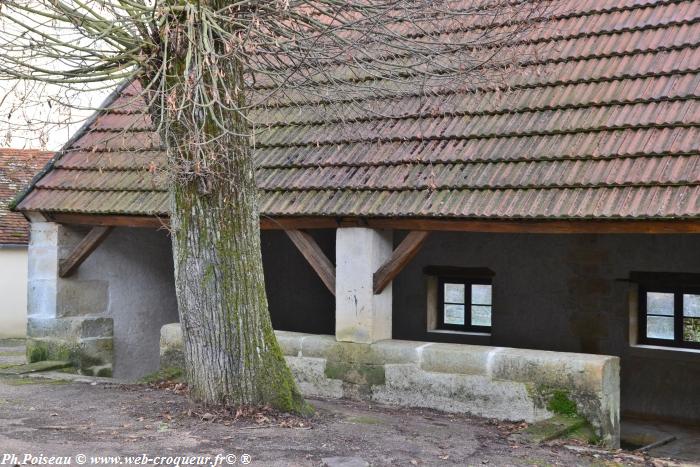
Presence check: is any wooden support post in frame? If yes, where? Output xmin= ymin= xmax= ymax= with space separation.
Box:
xmin=373 ymin=231 xmax=429 ymax=294
xmin=58 ymin=226 xmax=113 ymax=277
xmin=285 ymin=229 xmax=336 ymax=295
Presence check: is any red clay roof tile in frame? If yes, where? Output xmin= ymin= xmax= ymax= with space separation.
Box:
xmin=0 ymin=149 xmax=53 ymax=244
xmin=14 ymin=0 xmax=700 ymax=220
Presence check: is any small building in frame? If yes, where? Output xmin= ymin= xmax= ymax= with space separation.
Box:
xmin=11 ymin=1 xmax=700 ymax=447
xmin=0 ymin=149 xmax=52 ymax=338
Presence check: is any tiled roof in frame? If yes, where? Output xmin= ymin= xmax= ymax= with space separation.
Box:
xmin=0 ymin=149 xmax=53 ymax=244
xmin=15 ymin=0 xmax=700 ymax=220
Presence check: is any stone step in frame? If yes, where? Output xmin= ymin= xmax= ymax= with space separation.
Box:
xmin=0 ymin=360 xmax=72 ymax=375
xmin=28 ymin=316 xmax=113 ymax=339
xmin=513 ymin=414 xmax=588 ymax=444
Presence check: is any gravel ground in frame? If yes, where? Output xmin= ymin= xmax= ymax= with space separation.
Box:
xmin=0 ymin=373 xmax=672 ymax=467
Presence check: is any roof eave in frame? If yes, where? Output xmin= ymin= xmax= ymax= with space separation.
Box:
xmin=10 ymin=79 xmax=137 ymax=213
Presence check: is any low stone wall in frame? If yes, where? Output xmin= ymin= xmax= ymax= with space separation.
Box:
xmin=160 ymin=325 xmax=620 ymax=447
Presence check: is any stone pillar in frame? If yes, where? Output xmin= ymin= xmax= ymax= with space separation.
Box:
xmin=25 ymin=221 xmax=114 ymax=376
xmin=27 ymin=221 xmax=60 ymax=319
xmin=335 ymin=228 xmax=393 ymax=343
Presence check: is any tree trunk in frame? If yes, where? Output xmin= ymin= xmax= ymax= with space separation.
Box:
xmin=147 ymin=10 xmax=308 ymax=413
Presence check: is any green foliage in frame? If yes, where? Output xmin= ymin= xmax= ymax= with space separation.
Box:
xmin=27 ymin=342 xmax=50 ymax=363
xmin=140 ymin=367 xmax=183 ymax=383
xmin=547 ymin=390 xmax=578 ymax=416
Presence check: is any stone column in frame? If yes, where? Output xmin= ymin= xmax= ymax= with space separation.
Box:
xmin=25 ymin=221 xmax=113 ymax=376
xmin=335 ymin=228 xmax=393 ymax=343
xmin=27 ymin=221 xmax=60 ymax=320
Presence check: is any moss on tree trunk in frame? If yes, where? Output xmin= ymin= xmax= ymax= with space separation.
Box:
xmin=144 ymin=5 xmax=309 ymax=413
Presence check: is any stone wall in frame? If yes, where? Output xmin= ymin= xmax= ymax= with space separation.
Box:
xmin=26 ymin=223 xmax=178 ymax=379
xmin=391 ymin=232 xmax=700 ymax=423
xmin=0 ymin=246 xmax=28 ymax=338
xmin=160 ymin=324 xmax=620 ymax=447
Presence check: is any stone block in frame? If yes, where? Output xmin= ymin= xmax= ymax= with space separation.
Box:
xmin=155 ymin=326 xmax=620 ymax=447
xmin=160 ymin=323 xmax=183 ymax=348
xmin=27 ymin=317 xmax=82 ymax=339
xmin=160 ymin=323 xmax=185 ymax=371
xmin=325 ymin=341 xmax=384 ymax=365
xmin=275 ymin=330 xmax=305 ymax=356
xmin=79 ymin=337 xmax=113 ymax=366
xmin=57 ymin=280 xmax=109 ymax=317
xmin=299 ymin=334 xmax=337 ymax=358
xmin=371 ymin=339 xmax=424 ymax=364
xmin=489 ymin=348 xmax=613 ymax=393
xmin=374 ymin=363 xmax=542 ymax=421
xmin=285 ymin=356 xmax=343 ymax=399
xmin=324 ymin=360 xmax=385 ymax=386
xmin=80 ymin=317 xmax=114 ymax=338
xmin=420 ymin=343 xmax=493 ymax=375
xmin=27 ymin=316 xmax=113 ymax=340
xmin=27 ymin=279 xmax=57 ymax=318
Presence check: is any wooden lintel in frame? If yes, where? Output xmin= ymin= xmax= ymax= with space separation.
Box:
xmin=50 ymin=213 xmax=167 ymax=229
xmin=46 ymin=212 xmax=700 ymax=234
xmin=285 ymin=229 xmax=336 ymax=295
xmin=373 ymin=231 xmax=430 ymax=294
xmin=58 ymin=226 xmax=113 ymax=278
xmin=261 ymin=217 xmax=339 ymax=230
xmin=263 ymin=217 xmax=700 ymax=234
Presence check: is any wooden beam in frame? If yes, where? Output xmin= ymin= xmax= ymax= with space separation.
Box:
xmin=46 ymin=212 xmax=700 ymax=234
xmin=285 ymin=229 xmax=336 ymax=295
xmin=261 ymin=217 xmax=339 ymax=230
xmin=364 ymin=218 xmax=700 ymax=234
xmin=58 ymin=226 xmax=113 ymax=277
xmin=373 ymin=231 xmax=430 ymax=294
xmin=262 ymin=216 xmax=700 ymax=234
xmin=50 ymin=213 xmax=167 ymax=229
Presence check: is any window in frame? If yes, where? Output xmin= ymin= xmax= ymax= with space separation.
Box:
xmin=438 ymin=277 xmax=492 ymax=332
xmin=639 ymin=285 xmax=700 ymax=349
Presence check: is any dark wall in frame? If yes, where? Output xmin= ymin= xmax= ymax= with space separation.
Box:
xmin=261 ymin=230 xmax=335 ymax=335
xmin=392 ymin=231 xmax=700 ymax=423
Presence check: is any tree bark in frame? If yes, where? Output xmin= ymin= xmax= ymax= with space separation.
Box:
xmin=145 ymin=6 xmax=308 ymax=413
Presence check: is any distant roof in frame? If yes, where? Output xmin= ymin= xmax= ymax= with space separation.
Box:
xmin=0 ymin=149 xmax=53 ymax=244
xmin=15 ymin=0 xmax=700 ymax=220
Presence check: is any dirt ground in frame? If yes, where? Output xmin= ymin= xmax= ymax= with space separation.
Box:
xmin=0 ymin=373 xmax=679 ymax=467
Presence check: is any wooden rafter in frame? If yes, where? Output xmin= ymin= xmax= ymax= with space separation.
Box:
xmin=373 ymin=231 xmax=430 ymax=294
xmin=285 ymin=229 xmax=336 ymax=295
xmin=58 ymin=226 xmax=113 ymax=278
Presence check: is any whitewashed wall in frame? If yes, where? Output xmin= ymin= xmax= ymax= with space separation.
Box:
xmin=0 ymin=246 xmax=28 ymax=338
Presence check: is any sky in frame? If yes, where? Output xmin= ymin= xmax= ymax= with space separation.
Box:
xmin=1 ymin=80 xmax=113 ymax=151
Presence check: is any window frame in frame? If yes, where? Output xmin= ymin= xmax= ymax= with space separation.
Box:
xmin=437 ymin=276 xmax=493 ymax=333
xmin=639 ymin=284 xmax=700 ymax=350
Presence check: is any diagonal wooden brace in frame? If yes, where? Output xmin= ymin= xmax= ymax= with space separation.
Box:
xmin=285 ymin=229 xmax=336 ymax=295
xmin=373 ymin=231 xmax=430 ymax=294
xmin=59 ymin=226 xmax=113 ymax=278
